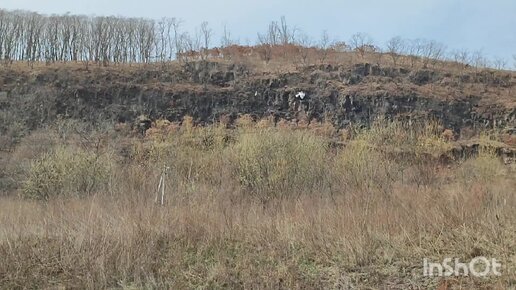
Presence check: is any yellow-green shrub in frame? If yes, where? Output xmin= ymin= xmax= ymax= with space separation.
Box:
xmin=360 ymin=119 xmax=452 ymax=159
xmin=135 ymin=124 xmax=234 ymax=188
xmin=335 ymin=139 xmax=398 ymax=191
xmin=457 ymin=146 xmax=506 ymax=184
xmin=22 ymin=147 xmax=113 ymax=199
xmin=233 ymin=129 xmax=328 ymax=199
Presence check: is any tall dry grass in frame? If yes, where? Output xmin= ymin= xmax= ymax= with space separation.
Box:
xmin=0 ymin=118 xmax=514 ymax=289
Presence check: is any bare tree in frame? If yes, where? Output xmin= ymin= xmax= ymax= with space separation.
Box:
xmin=255 ymin=20 xmax=286 ymax=63
xmin=23 ymin=12 xmax=44 ymax=66
xmin=155 ymin=18 xmax=168 ymax=64
xmin=448 ymin=49 xmax=471 ymax=77
xmin=420 ymin=40 xmax=446 ymax=68
xmin=0 ymin=10 xmax=164 ymax=65
xmin=179 ymin=31 xmax=201 ymax=63
xmin=279 ymin=16 xmax=288 ymax=45
xmin=200 ymin=21 xmax=212 ymax=60
xmin=451 ymin=49 xmax=470 ymax=66
xmin=406 ymin=39 xmax=425 ymax=68
xmin=278 ymin=16 xmax=297 ymax=45
xmin=266 ymin=21 xmax=280 ymax=46
xmin=329 ymin=41 xmax=348 ymax=52
xmin=386 ymin=36 xmax=404 ymax=66
xmin=372 ymin=46 xmax=384 ymax=67
xmin=493 ymin=57 xmax=507 ymax=70
xmin=0 ymin=10 xmax=6 ymax=62
xmin=349 ymin=32 xmax=373 ymax=59
xmin=220 ymin=24 xmax=234 ymax=48
xmin=0 ymin=8 xmax=478 ymax=72
xmin=257 ymin=32 xmax=273 ymax=63
xmin=160 ymin=18 xmax=177 ymax=61
xmin=296 ymin=32 xmax=313 ymax=65
xmin=317 ymin=30 xmax=331 ymax=63
xmin=471 ymin=50 xmax=489 ymax=70
xmin=135 ymin=18 xmax=155 ymax=64
xmin=43 ymin=15 xmax=60 ymax=64
xmin=168 ymin=18 xmax=183 ymax=61
xmin=68 ymin=15 xmax=82 ymax=62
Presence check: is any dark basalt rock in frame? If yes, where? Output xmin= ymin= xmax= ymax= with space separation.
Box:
xmin=0 ymin=61 xmax=514 ymax=136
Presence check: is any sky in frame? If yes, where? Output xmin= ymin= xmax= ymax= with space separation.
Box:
xmin=1 ymin=0 xmax=515 ymax=64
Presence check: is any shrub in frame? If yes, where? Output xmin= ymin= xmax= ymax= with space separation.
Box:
xmin=135 ymin=123 xmax=234 ymax=189
xmin=343 ymin=120 xmax=453 ymax=188
xmin=233 ymin=129 xmax=328 ymax=199
xmin=1 ymin=129 xmax=59 ymax=195
xmin=335 ymin=138 xmax=398 ymax=192
xmin=359 ymin=119 xmax=415 ymax=150
xmin=415 ymin=122 xmax=453 ymax=159
xmin=358 ymin=119 xmax=452 ymax=157
xmin=235 ymin=114 xmax=255 ymax=130
xmin=457 ymin=146 xmax=506 ymax=185
xmin=22 ymin=147 xmax=113 ymax=199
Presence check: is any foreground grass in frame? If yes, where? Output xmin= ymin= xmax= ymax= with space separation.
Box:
xmin=1 ymin=181 xmax=515 ymax=289
xmin=0 ymin=118 xmax=515 ymax=289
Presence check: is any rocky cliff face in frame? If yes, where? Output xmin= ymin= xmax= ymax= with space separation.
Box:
xmin=0 ymin=61 xmax=515 ymax=137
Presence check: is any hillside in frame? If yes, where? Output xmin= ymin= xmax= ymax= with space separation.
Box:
xmin=1 ymin=54 xmax=516 ymax=289
xmin=2 ymin=5 xmax=516 ymax=289
xmin=0 ymin=56 xmax=515 ymax=148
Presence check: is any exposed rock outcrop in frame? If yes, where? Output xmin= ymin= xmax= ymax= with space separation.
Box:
xmin=0 ymin=61 xmax=514 ymax=136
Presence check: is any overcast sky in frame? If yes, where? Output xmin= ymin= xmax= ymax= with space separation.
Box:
xmin=2 ymin=0 xmax=515 ymax=63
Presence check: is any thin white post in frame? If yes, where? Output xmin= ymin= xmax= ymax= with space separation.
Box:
xmin=161 ymin=168 xmax=165 ymax=205
xmin=156 ymin=174 xmax=163 ymax=204
xmin=156 ymin=166 xmax=170 ymax=206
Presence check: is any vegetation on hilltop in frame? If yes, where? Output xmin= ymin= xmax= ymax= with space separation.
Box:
xmin=0 ymin=9 xmax=515 ymax=71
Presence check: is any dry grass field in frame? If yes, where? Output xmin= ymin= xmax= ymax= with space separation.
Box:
xmin=0 ymin=116 xmax=515 ymax=289
xmin=0 ymin=8 xmax=515 ymax=289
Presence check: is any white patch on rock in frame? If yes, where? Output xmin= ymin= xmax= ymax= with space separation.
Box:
xmin=296 ymin=91 xmax=306 ymax=100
